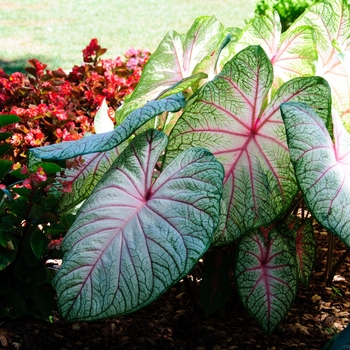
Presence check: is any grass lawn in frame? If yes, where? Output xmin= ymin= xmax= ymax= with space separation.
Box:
xmin=1 ymin=0 xmax=256 ymax=73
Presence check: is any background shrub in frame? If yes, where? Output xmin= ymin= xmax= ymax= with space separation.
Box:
xmin=253 ymin=0 xmax=317 ymax=31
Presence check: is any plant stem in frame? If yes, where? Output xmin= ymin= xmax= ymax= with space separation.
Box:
xmin=323 ymin=232 xmax=334 ymax=282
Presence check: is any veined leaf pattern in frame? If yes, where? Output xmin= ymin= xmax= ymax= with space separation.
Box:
xmin=281 ymin=102 xmax=350 ymax=247
xmin=53 ymin=129 xmax=224 ymax=321
xmin=165 ymin=45 xmax=331 ymax=245
xmin=235 ymin=228 xmax=297 ymax=335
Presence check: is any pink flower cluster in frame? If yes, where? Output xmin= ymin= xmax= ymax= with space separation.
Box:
xmin=20 ymin=165 xmax=47 ymax=189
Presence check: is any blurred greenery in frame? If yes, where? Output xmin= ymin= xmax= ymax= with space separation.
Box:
xmin=0 ymin=0 xmax=256 ymax=74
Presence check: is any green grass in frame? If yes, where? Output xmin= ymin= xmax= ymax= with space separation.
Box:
xmin=1 ymin=0 xmax=256 ymax=74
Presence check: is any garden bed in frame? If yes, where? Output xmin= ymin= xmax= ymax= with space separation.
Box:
xmin=0 ymin=229 xmax=348 ymax=350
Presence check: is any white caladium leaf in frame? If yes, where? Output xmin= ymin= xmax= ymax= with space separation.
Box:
xmin=235 ymin=228 xmax=298 ymax=335
xmin=290 ymin=0 xmax=350 ymax=114
xmin=234 ymin=11 xmax=316 ymax=92
xmin=53 ymin=129 xmax=224 ymax=321
xmin=281 ymin=102 xmax=350 ymax=247
xmin=165 ymin=45 xmax=331 ymax=245
xmin=116 ymin=16 xmax=226 ymax=122
xmin=94 ymin=98 xmax=114 ymax=134
xmin=29 ymin=92 xmax=185 ymax=161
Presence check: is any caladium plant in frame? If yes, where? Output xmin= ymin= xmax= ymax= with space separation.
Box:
xmin=29 ymin=0 xmax=350 ymax=337
xmin=164 ymin=45 xmax=331 ymax=245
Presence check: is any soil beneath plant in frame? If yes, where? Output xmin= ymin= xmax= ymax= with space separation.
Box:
xmin=1 ymin=228 xmax=350 ymax=350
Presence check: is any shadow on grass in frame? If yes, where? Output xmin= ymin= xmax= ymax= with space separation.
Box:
xmin=0 ymin=58 xmax=31 ymax=74
xmin=0 ymin=55 xmax=56 ymax=75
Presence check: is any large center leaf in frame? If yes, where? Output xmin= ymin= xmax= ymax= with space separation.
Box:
xmin=53 ymin=129 xmax=224 ymax=321
xmin=165 ymin=45 xmax=331 ymax=245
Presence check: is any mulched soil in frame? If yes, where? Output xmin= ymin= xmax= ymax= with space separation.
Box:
xmin=1 ymin=227 xmax=349 ymax=350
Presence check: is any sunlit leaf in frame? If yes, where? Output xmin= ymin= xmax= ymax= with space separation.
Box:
xmin=116 ymin=16 xmax=225 ymax=122
xmin=234 ymin=11 xmax=316 ymax=92
xmin=51 ymin=147 xmax=123 ymax=214
xmin=290 ymin=0 xmax=350 ymax=114
xmin=94 ymin=98 xmax=114 ymax=134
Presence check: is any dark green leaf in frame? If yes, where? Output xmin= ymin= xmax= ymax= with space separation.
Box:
xmin=321 ymin=323 xmax=350 ymax=350
xmin=0 ymin=238 xmax=17 ymax=270
xmin=22 ymin=236 xmax=40 ymax=267
xmin=0 ymin=159 xmax=13 ymax=180
xmin=30 ymin=229 xmax=49 ymax=259
xmin=0 ymin=144 xmax=12 ymax=157
xmin=9 ymin=168 xmax=28 ymax=180
xmin=0 ymin=288 xmax=25 ymax=318
xmin=0 ymin=115 xmax=20 ymax=128
xmin=39 ymin=162 xmax=62 ymax=174
xmin=7 ymin=196 xmax=27 ymax=218
xmin=11 ymin=188 xmax=31 ymax=198
xmin=0 ymin=132 xmax=12 ymax=141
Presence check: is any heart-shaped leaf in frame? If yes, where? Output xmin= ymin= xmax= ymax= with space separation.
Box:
xmin=165 ymin=45 xmax=331 ymax=245
xmin=290 ymin=0 xmax=350 ymax=114
xmin=116 ymin=16 xmax=225 ymax=122
xmin=281 ymin=102 xmax=350 ymax=247
xmin=53 ymin=129 xmax=224 ymax=321
xmin=234 ymin=11 xmax=316 ymax=92
xmin=235 ymin=227 xmax=298 ymax=335
xmin=30 ymin=93 xmax=186 ymax=161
